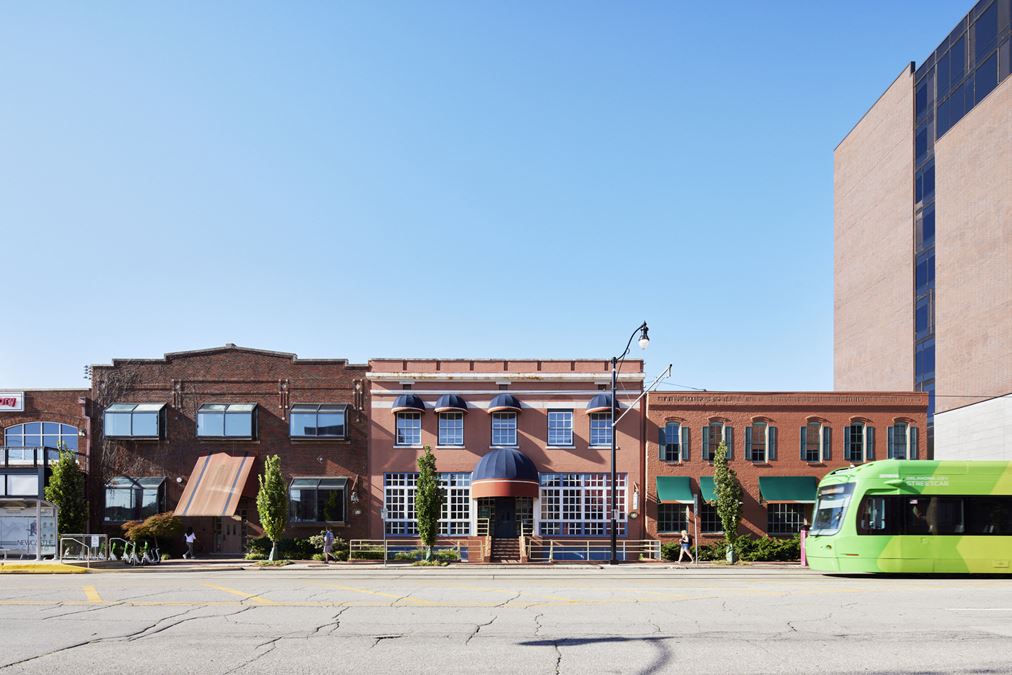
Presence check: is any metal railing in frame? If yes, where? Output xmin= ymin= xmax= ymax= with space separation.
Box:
xmin=348 ymin=538 xmax=472 ymax=562
xmin=526 ymin=539 xmax=661 ymax=563
xmin=1 ymin=446 xmax=88 ymax=472
xmin=59 ymin=534 xmax=109 ymax=569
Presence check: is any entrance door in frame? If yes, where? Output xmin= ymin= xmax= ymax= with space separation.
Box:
xmin=215 ymin=517 xmax=243 ymax=555
xmin=493 ymin=498 xmax=516 ymax=537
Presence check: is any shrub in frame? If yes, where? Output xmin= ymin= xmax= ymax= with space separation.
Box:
xmin=349 ymin=546 xmax=385 ymax=561
xmin=244 ymin=551 xmax=267 ymax=561
xmin=245 ymin=536 xmax=331 ymax=561
xmin=689 ymin=535 xmax=801 ymax=562
xmin=393 ymin=547 xmax=460 ymax=563
xmin=257 ymin=560 xmax=292 ymax=567
xmin=412 ymin=559 xmax=448 ymax=567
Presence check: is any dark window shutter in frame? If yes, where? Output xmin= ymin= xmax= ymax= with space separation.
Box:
xmin=800 ymin=426 xmax=807 ymax=460
xmin=744 ymin=426 xmax=753 ymax=458
xmin=822 ymin=426 xmax=832 ymax=462
xmin=866 ymin=426 xmax=876 ymax=460
xmin=681 ymin=426 xmax=690 ymax=462
xmin=725 ymin=426 xmax=734 ymax=460
xmin=768 ymin=426 xmax=777 ymax=461
xmin=702 ymin=426 xmax=710 ymax=460
xmin=658 ymin=426 xmax=667 ymax=461
xmin=888 ymin=426 xmax=896 ymax=459
xmin=843 ymin=426 xmax=852 ymax=461
xmin=910 ymin=426 xmax=919 ymax=460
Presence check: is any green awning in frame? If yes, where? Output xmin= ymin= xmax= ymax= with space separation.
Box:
xmin=699 ymin=476 xmax=715 ymax=503
xmin=656 ymin=477 xmax=693 ymax=504
xmin=759 ymin=476 xmax=818 ymax=503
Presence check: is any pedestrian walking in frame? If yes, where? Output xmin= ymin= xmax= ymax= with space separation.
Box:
xmin=677 ymin=529 xmax=694 ymax=564
xmin=183 ymin=527 xmax=197 ymax=559
xmin=322 ymin=527 xmax=335 ymax=564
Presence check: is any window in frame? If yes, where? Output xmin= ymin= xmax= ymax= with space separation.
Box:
xmin=844 ymin=423 xmax=873 ymax=463
xmin=974 ymin=1 xmax=998 ymax=61
xmin=547 ymin=410 xmax=574 ymax=446
xmin=589 ymin=412 xmax=612 ymax=447
xmin=1 ymin=474 xmax=40 ymax=497
xmin=3 ymin=422 xmax=80 ymax=451
xmin=491 ymin=412 xmax=517 ymax=446
xmin=657 ymin=504 xmax=688 ymax=534
xmin=383 ymin=472 xmax=471 ymax=536
xmin=699 ymin=501 xmax=722 ymax=534
xmin=438 ymin=412 xmax=464 ymax=446
xmin=289 ymin=478 xmax=347 ymax=523
xmin=702 ymin=420 xmax=732 ymax=461
xmin=103 ymin=476 xmax=165 ymax=522
xmin=290 ymin=404 xmax=347 ymax=438
xmin=975 ymin=52 xmax=998 ymax=103
xmin=104 ymin=403 xmax=165 ymax=439
xmin=661 ymin=421 xmax=681 ymax=462
xmin=746 ymin=421 xmax=777 ymax=462
xmin=889 ymin=421 xmax=917 ymax=459
xmin=767 ymin=504 xmax=808 ymax=535
xmin=802 ymin=421 xmax=823 ymax=463
xmin=539 ymin=473 xmax=626 ymax=537
xmin=197 ymin=404 xmax=256 ymax=439
xmin=810 ymin=483 xmax=855 ymax=536
xmin=395 ymin=412 xmax=422 ymax=446
xmin=856 ymin=495 xmax=1012 ymax=536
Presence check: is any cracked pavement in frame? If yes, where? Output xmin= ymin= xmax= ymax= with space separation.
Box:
xmin=1 ymin=567 xmax=1011 ymax=673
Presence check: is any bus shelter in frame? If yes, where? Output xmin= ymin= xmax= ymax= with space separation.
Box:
xmin=0 ymin=498 xmax=59 ymax=560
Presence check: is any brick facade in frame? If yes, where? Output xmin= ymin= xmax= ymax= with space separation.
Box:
xmin=645 ymin=391 xmax=928 ymax=543
xmin=88 ymin=345 xmax=368 ymax=554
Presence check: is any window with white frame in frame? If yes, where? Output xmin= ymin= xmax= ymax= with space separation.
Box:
xmin=662 ymin=421 xmax=681 ymax=462
xmin=767 ymin=503 xmax=808 ymax=535
xmin=748 ymin=421 xmax=767 ymax=462
xmin=845 ymin=422 xmax=869 ymax=462
xmin=702 ymin=420 xmax=731 ymax=461
xmin=589 ymin=412 xmax=612 ymax=447
xmin=539 ymin=473 xmax=626 ymax=536
xmin=491 ymin=412 xmax=517 ymax=446
xmin=699 ymin=501 xmax=722 ymax=533
xmin=888 ymin=421 xmax=918 ymax=459
xmin=438 ymin=412 xmax=464 ymax=446
xmin=657 ymin=503 xmax=689 ymax=533
xmin=547 ymin=410 xmax=574 ymax=446
xmin=802 ymin=420 xmax=822 ymax=462
xmin=395 ymin=412 xmax=422 ymax=446
xmin=383 ymin=472 xmax=471 ymax=536
xmin=4 ymin=422 xmax=80 ymax=451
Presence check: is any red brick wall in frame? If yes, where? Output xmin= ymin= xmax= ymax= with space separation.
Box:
xmin=645 ymin=391 xmax=928 ymax=542
xmin=88 ymin=346 xmax=368 ymax=549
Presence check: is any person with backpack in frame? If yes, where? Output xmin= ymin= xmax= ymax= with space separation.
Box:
xmin=677 ymin=529 xmax=694 ymax=564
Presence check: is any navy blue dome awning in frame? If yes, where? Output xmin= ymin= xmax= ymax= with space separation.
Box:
xmin=587 ymin=393 xmax=620 ymax=413
xmin=471 ymin=447 xmax=539 ymax=498
xmin=488 ymin=393 xmax=522 ymax=413
xmin=391 ymin=394 xmax=425 ymax=413
xmin=434 ymin=394 xmax=468 ymax=413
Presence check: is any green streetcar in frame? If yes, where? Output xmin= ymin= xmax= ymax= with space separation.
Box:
xmin=807 ymin=460 xmax=1012 ymax=574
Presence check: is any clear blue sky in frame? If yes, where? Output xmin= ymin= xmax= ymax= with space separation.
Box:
xmin=0 ymin=1 xmax=970 ymax=390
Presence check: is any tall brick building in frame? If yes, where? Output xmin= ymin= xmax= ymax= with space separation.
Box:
xmin=88 ymin=345 xmax=368 ymax=554
xmin=835 ymin=0 xmax=1011 ymax=459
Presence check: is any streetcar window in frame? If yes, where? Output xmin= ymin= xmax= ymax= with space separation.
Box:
xmin=857 ymin=496 xmax=899 ymax=535
xmin=965 ymin=496 xmax=1012 ymax=535
xmin=810 ymin=483 xmax=855 ymax=536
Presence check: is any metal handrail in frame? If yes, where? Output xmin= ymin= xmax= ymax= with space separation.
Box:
xmin=526 ymin=539 xmax=661 ymax=562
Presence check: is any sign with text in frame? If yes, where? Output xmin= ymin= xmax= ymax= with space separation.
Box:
xmin=0 ymin=392 xmax=25 ymax=412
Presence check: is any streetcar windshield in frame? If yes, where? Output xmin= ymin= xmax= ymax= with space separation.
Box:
xmin=810 ymin=483 xmax=855 ymax=536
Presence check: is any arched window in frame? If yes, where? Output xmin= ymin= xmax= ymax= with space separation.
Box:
xmin=746 ymin=420 xmax=778 ymax=463
xmin=844 ymin=421 xmax=876 ymax=463
xmin=888 ymin=421 xmax=919 ymax=460
xmin=800 ymin=419 xmax=831 ymax=463
xmin=3 ymin=422 xmax=79 ymax=450
xmin=702 ymin=419 xmax=733 ymax=461
xmin=659 ymin=421 xmax=689 ymax=462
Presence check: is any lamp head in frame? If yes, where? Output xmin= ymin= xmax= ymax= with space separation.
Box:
xmin=637 ymin=323 xmax=650 ymax=350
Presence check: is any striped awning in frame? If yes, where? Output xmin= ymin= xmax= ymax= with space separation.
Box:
xmin=174 ymin=453 xmax=255 ymax=517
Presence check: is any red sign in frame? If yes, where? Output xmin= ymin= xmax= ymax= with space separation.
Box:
xmin=0 ymin=392 xmax=25 ymax=412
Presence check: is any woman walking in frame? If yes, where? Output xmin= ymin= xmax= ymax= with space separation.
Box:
xmin=183 ymin=527 xmax=197 ymax=559
xmin=677 ymin=529 xmax=694 ymax=564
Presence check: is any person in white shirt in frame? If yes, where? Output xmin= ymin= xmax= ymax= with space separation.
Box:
xmin=184 ymin=527 xmax=197 ymax=559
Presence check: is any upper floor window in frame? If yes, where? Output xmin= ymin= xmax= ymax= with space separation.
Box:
xmin=746 ymin=421 xmax=777 ymax=463
xmin=702 ymin=420 xmax=733 ymax=461
xmin=395 ymin=412 xmax=422 ymax=446
xmin=290 ymin=404 xmax=347 ymax=439
xmin=491 ymin=412 xmax=517 ymax=447
xmin=438 ymin=412 xmax=464 ymax=447
xmin=3 ymin=422 xmax=79 ymax=450
xmin=844 ymin=422 xmax=876 ymax=463
xmin=589 ymin=412 xmax=612 ymax=447
xmin=104 ymin=403 xmax=165 ymax=439
xmin=197 ymin=403 xmax=257 ymax=439
xmin=547 ymin=410 xmax=574 ymax=447
xmin=801 ymin=420 xmax=831 ymax=463
xmin=888 ymin=421 xmax=919 ymax=460
xmin=660 ymin=421 xmax=686 ymax=462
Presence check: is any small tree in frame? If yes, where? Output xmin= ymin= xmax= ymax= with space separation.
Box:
xmin=415 ymin=445 xmax=443 ymax=561
xmin=44 ymin=449 xmax=87 ymax=535
xmin=712 ymin=440 xmax=743 ymax=561
xmin=122 ymin=512 xmax=182 ymax=553
xmin=256 ymin=455 xmax=289 ymax=561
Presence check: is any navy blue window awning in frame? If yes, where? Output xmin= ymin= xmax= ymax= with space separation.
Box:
xmin=434 ymin=394 xmax=468 ymax=413
xmin=587 ymin=393 xmax=619 ymax=413
xmin=391 ymin=394 xmax=425 ymax=413
xmin=488 ymin=393 xmax=522 ymax=413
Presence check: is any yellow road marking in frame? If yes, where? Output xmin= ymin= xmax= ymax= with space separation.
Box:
xmin=83 ymin=585 xmax=104 ymax=604
xmin=203 ymin=582 xmax=275 ymax=605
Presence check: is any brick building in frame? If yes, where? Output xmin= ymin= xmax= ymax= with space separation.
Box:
xmin=645 ymin=391 xmax=928 ymax=543
xmin=88 ymin=345 xmax=368 ymax=555
xmin=367 ymin=359 xmax=646 ymax=561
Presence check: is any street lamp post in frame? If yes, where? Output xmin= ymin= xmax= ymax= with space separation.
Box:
xmin=611 ymin=321 xmax=650 ymax=565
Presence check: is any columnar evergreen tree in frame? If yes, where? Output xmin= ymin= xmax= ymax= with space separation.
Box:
xmin=44 ymin=448 xmax=87 ymax=535
xmin=711 ymin=440 xmax=743 ymax=560
xmin=256 ymin=455 xmax=289 ymax=561
xmin=415 ymin=445 xmax=443 ymax=561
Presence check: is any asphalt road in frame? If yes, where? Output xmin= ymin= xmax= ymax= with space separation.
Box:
xmin=1 ymin=565 xmax=1010 ymax=674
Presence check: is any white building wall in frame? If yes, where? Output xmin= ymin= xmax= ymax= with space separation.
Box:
xmin=934 ymin=395 xmax=1012 ymax=460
